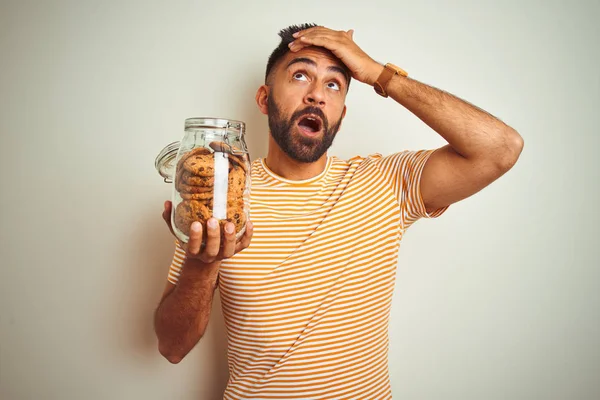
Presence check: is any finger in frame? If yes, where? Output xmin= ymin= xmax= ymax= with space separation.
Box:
xmin=294 ymin=27 xmax=346 ymax=42
xmin=288 ymin=40 xmax=311 ymax=52
xmin=162 ymin=201 xmax=170 ymax=222
xmin=201 ymin=218 xmax=221 ymax=262
xmin=220 ymin=222 xmax=236 ymax=259
xmin=162 ymin=201 xmax=176 ymax=236
xmin=292 ymin=26 xmax=320 ymax=38
xmin=235 ymin=221 xmax=253 ymax=253
xmin=290 ymin=27 xmax=336 ymax=48
xmin=186 ymin=221 xmax=203 ymax=256
xmin=292 ymin=34 xmax=344 ymax=53
xmin=293 ymin=26 xmax=334 ymax=38
xmin=289 ymin=34 xmax=337 ymax=52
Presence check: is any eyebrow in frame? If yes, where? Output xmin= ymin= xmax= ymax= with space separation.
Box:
xmin=286 ymin=57 xmax=350 ymax=86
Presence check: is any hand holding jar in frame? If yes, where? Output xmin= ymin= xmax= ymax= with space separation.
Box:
xmin=162 ymin=200 xmax=253 ymax=263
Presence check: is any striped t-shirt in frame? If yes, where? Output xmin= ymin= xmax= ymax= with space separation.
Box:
xmin=167 ymin=150 xmax=447 ymax=399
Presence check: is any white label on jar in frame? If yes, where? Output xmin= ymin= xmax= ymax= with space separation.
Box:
xmin=212 ymin=152 xmax=229 ymax=220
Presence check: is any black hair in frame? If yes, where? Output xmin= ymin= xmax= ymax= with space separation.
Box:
xmin=265 ymin=23 xmax=351 ymax=89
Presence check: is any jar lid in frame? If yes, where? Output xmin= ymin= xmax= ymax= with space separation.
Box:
xmin=155 ymin=141 xmax=180 ymax=182
xmin=185 ymin=117 xmax=245 ymax=135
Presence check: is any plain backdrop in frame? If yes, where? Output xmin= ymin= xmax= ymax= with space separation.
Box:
xmin=1 ymin=0 xmax=599 ymax=399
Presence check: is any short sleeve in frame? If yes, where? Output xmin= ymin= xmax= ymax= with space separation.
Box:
xmin=167 ymin=240 xmax=186 ymax=285
xmin=372 ymin=149 xmax=449 ymax=229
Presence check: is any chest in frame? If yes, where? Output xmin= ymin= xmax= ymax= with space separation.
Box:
xmin=220 ymin=170 xmax=402 ymax=283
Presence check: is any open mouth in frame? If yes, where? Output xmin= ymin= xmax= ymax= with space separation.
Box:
xmin=297 ymin=115 xmax=323 ymax=135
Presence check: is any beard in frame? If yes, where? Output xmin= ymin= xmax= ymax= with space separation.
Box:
xmin=267 ymin=94 xmax=343 ymax=163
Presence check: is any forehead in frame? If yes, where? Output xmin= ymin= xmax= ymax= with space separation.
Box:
xmin=277 ymin=46 xmax=347 ymax=74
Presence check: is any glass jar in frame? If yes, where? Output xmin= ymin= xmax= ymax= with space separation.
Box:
xmin=155 ymin=117 xmax=250 ymax=244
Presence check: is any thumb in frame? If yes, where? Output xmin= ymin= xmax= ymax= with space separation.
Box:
xmin=347 ymin=29 xmax=354 ymax=40
xmin=163 ymin=201 xmax=171 ymax=220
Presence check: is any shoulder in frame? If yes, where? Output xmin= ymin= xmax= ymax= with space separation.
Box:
xmin=338 ymin=153 xmax=387 ymax=174
xmin=335 ymin=153 xmax=385 ymax=166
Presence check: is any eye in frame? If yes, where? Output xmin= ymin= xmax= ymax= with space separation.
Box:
xmin=327 ymin=81 xmax=340 ymax=91
xmin=293 ymin=72 xmax=308 ymax=81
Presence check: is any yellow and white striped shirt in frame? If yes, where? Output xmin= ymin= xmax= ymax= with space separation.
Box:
xmin=168 ymin=150 xmax=447 ymax=399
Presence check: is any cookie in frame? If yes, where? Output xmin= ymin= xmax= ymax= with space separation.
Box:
xmin=190 ymin=197 xmax=213 ymax=212
xmin=176 ymin=147 xmax=212 ymax=171
xmin=175 ymin=167 xmax=186 ymax=191
xmin=175 ymin=148 xmax=212 ymax=182
xmin=227 ymin=201 xmax=247 ymax=232
xmin=175 ymin=148 xmax=209 ymax=188
xmin=227 ymin=153 xmax=248 ymax=173
xmin=174 ymin=200 xmax=211 ymax=237
xmin=199 ymin=198 xmax=213 ymax=209
xmin=181 ymin=171 xmax=214 ymax=187
xmin=178 ymin=183 xmax=213 ymax=194
xmin=227 ymin=166 xmax=246 ymax=196
xmin=183 ymin=154 xmax=215 ymax=177
xmin=181 ymin=192 xmax=213 ymax=200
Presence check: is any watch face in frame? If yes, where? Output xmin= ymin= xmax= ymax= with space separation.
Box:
xmin=387 ymin=63 xmax=400 ymax=72
xmin=387 ymin=63 xmax=407 ymax=76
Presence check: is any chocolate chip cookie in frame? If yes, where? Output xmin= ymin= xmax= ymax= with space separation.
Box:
xmin=183 ymin=154 xmax=215 ymax=177
xmin=181 ymin=171 xmax=215 ymax=187
xmin=180 ymin=191 xmax=214 ymax=200
xmin=228 ymin=166 xmax=246 ymax=196
xmin=174 ymin=199 xmax=211 ymax=237
xmin=177 ymin=183 xmax=213 ymax=194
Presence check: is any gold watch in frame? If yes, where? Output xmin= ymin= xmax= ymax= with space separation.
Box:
xmin=373 ymin=63 xmax=408 ymax=98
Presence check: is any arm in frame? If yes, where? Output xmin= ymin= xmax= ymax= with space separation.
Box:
xmin=290 ymin=27 xmax=524 ymax=211
xmin=377 ymin=75 xmax=524 ymax=212
xmin=154 ymin=259 xmax=219 ymax=364
xmin=154 ymin=201 xmax=253 ymax=364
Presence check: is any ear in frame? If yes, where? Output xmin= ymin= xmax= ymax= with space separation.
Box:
xmin=255 ymin=85 xmax=269 ymax=115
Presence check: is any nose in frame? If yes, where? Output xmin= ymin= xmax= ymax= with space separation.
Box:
xmin=304 ymin=82 xmax=326 ymax=107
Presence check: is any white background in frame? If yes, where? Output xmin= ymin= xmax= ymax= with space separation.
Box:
xmin=1 ymin=0 xmax=598 ymax=399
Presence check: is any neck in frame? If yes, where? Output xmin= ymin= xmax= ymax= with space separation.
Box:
xmin=265 ymin=135 xmax=328 ymax=181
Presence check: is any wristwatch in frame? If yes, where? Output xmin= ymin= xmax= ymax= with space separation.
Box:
xmin=373 ymin=63 xmax=408 ymax=98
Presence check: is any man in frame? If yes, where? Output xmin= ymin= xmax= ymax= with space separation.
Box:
xmin=154 ymin=23 xmax=523 ymax=399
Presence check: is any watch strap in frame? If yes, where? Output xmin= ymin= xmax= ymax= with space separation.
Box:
xmin=374 ymin=63 xmax=408 ymax=97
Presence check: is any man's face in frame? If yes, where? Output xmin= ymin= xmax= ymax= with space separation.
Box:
xmin=266 ymin=47 xmax=348 ymax=163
